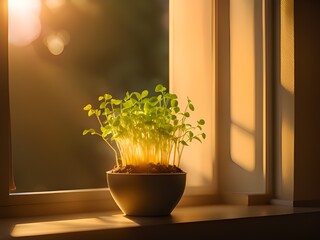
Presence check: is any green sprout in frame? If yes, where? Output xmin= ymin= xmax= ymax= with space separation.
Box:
xmin=83 ymin=84 xmax=206 ymax=168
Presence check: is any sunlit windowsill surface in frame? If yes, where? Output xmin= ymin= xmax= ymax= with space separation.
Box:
xmin=1 ymin=204 xmax=320 ymax=239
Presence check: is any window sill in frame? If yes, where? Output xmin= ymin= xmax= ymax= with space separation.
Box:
xmin=1 ymin=204 xmax=320 ymax=239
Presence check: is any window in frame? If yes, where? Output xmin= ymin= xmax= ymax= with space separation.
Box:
xmin=1 ymin=0 xmax=216 ymax=217
xmin=8 ymin=0 xmax=169 ymax=192
xmin=1 ymin=0 xmax=276 ymax=217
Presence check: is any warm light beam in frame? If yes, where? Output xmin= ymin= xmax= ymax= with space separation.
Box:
xmin=11 ymin=216 xmax=138 ymax=237
xmin=8 ymin=0 xmax=42 ymax=46
xmin=231 ymin=124 xmax=255 ymax=172
xmin=230 ymin=0 xmax=257 ymax=172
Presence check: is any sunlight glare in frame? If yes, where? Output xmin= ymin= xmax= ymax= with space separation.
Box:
xmin=11 ymin=216 xmax=138 ymax=237
xmin=281 ymin=114 xmax=294 ymax=193
xmin=280 ymin=0 xmax=295 ymax=94
xmin=230 ymin=124 xmax=255 ymax=172
xmin=8 ymin=0 xmax=42 ymax=46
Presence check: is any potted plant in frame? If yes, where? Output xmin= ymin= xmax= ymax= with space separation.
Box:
xmin=83 ymin=84 xmax=205 ymax=216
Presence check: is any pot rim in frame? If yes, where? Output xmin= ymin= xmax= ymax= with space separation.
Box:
xmin=107 ymin=171 xmax=186 ymax=176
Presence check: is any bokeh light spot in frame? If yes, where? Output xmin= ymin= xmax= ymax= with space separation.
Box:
xmin=46 ymin=35 xmax=65 ymax=55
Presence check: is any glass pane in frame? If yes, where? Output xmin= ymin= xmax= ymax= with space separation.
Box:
xmin=9 ymin=0 xmax=169 ymax=192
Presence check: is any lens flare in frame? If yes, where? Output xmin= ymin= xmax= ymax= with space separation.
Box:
xmin=8 ymin=0 xmax=42 ymax=47
xmin=46 ymin=34 xmax=65 ymax=55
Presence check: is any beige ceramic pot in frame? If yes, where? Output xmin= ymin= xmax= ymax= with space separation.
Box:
xmin=107 ymin=172 xmax=186 ymax=216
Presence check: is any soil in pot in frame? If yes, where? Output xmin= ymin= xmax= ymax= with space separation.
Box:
xmin=110 ymin=163 xmax=184 ymax=174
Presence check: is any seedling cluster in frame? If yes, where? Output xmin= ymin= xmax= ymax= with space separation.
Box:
xmin=83 ymin=84 xmax=205 ymax=168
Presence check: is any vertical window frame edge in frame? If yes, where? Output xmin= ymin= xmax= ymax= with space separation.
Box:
xmin=0 ymin=0 xmax=10 ymax=205
xmin=264 ymin=0 xmax=274 ymax=196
